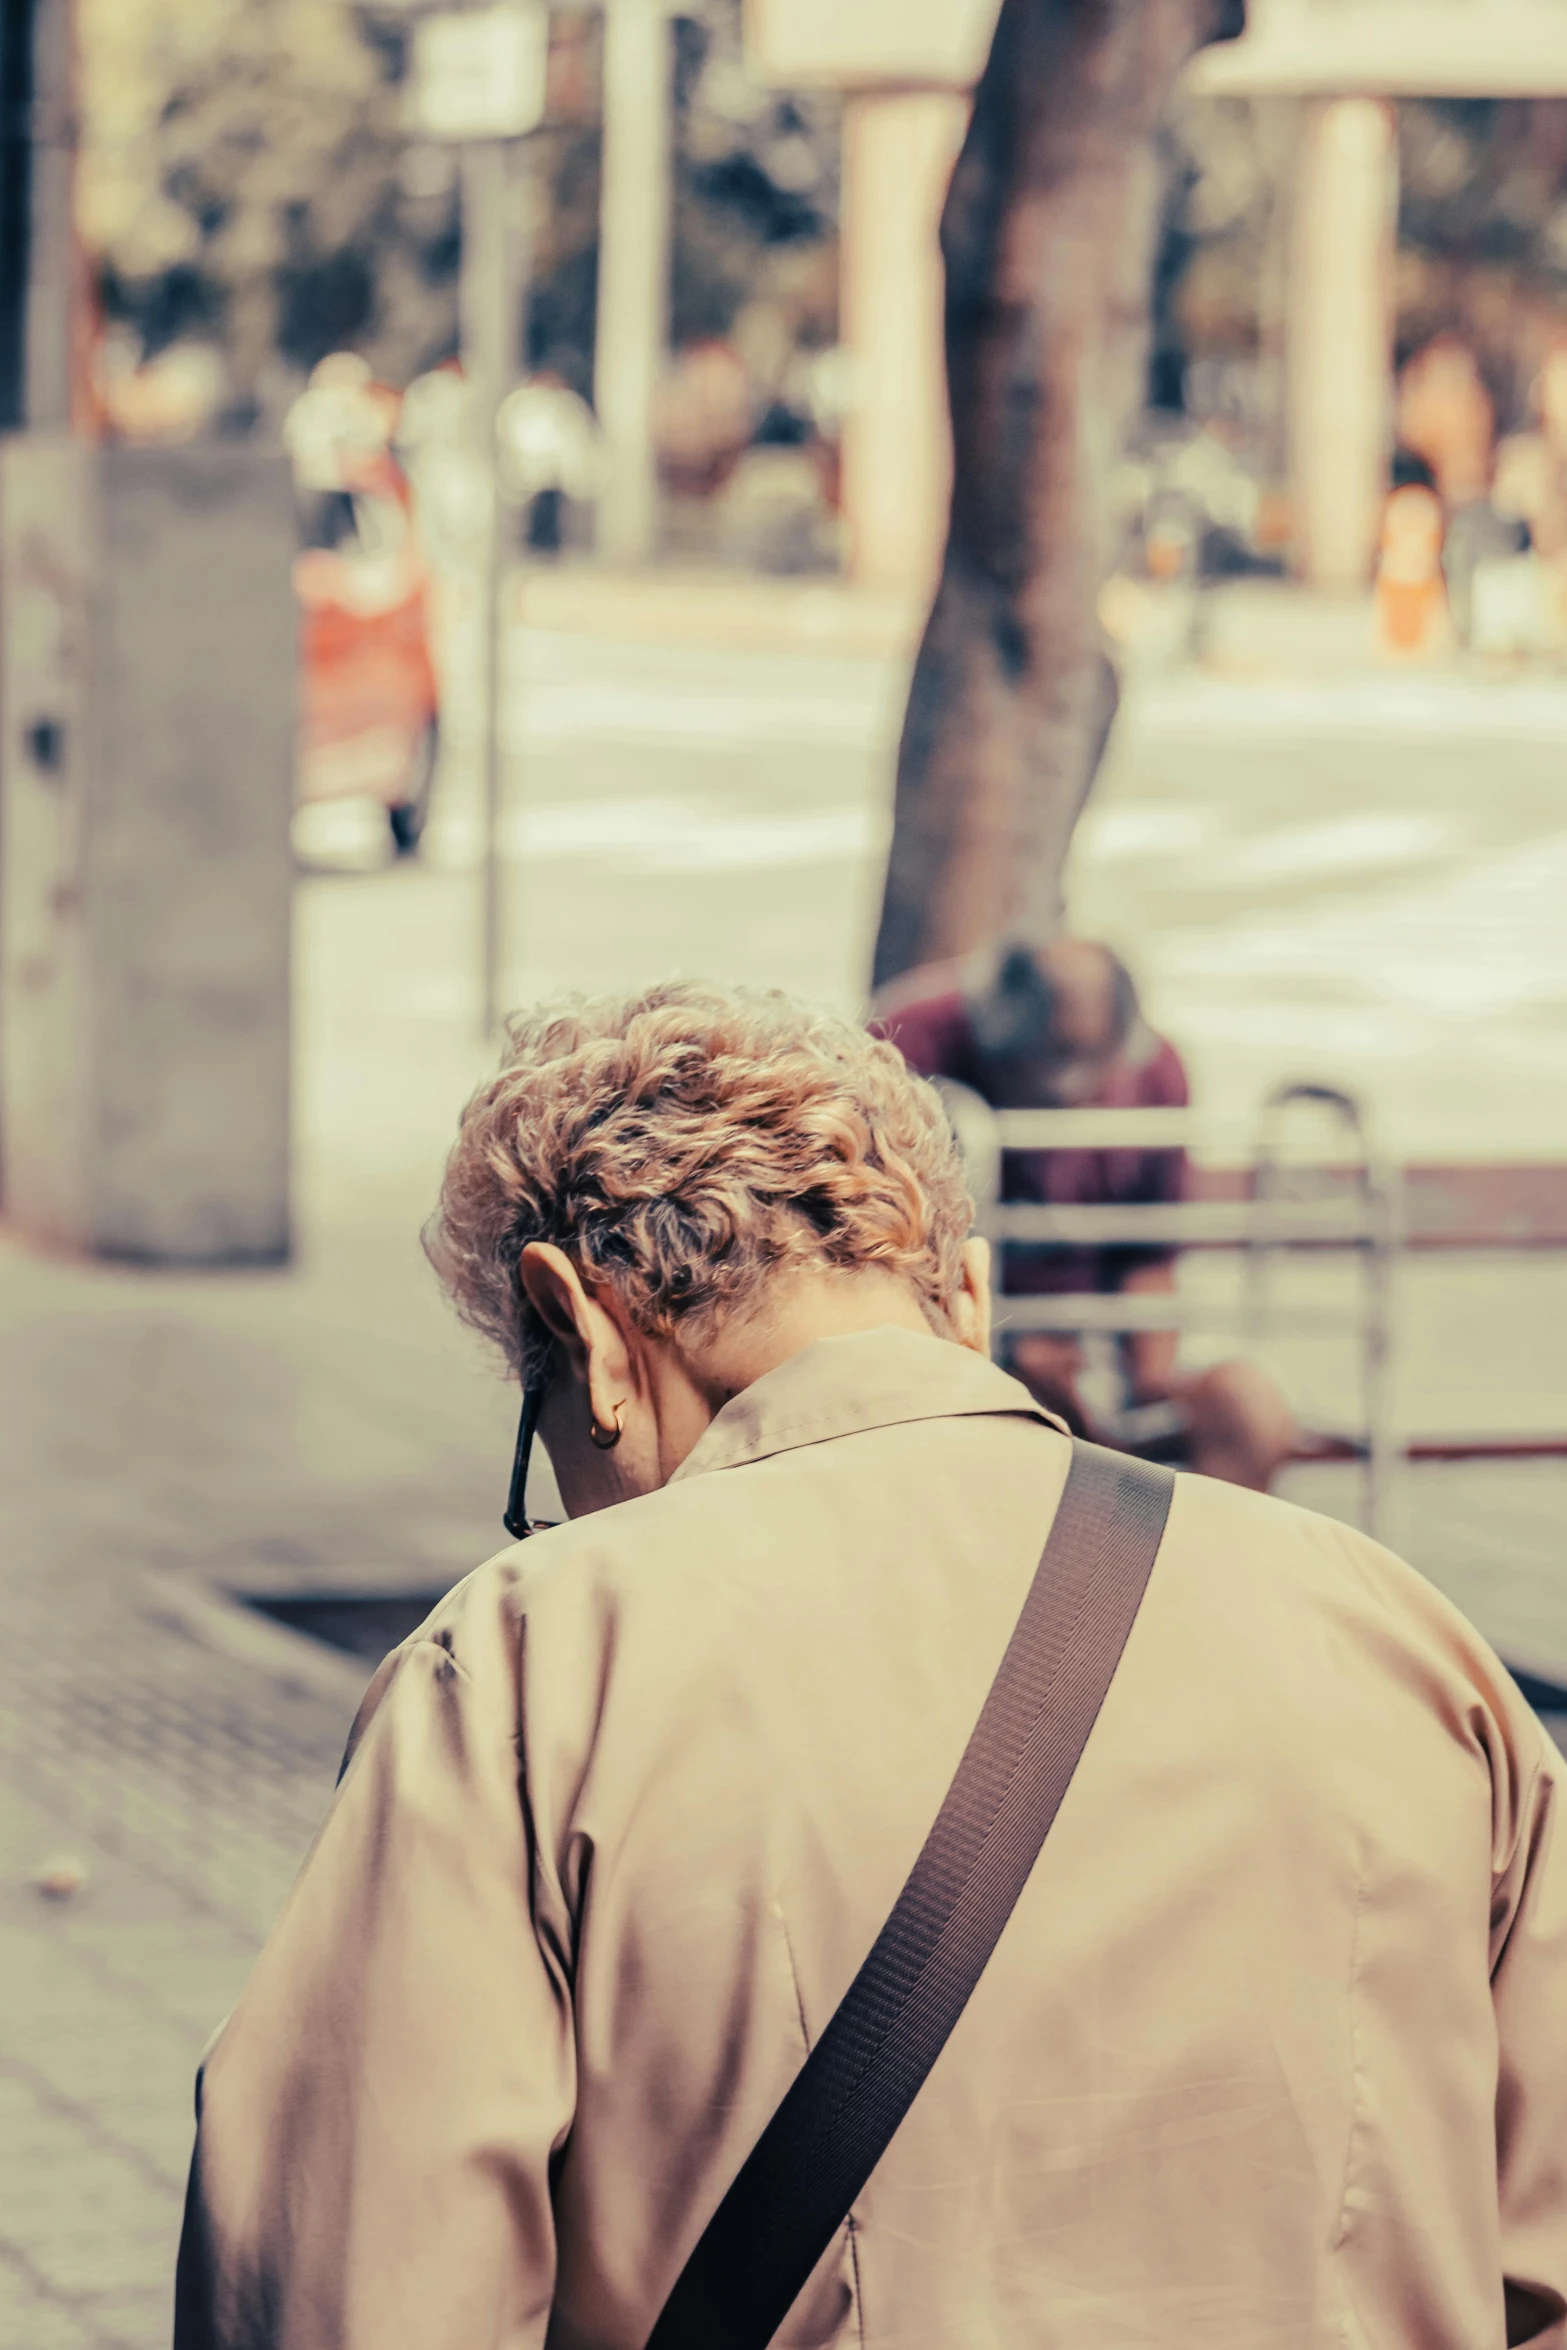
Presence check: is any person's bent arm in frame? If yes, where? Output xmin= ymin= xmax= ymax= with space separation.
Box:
xmin=175 ymin=1626 xmax=574 ymax=2350
xmin=1119 ymin=1259 xmax=1180 ymax=1401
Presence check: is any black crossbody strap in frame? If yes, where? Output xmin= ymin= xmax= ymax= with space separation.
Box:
xmin=644 ymin=1439 xmax=1175 ymax=2350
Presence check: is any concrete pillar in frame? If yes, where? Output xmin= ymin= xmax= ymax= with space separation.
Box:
xmin=594 ymin=0 xmax=673 ymax=566
xmin=0 ymin=440 xmax=296 ymax=1261
xmin=840 ymin=89 xmax=967 ymax=596
xmin=1288 ymin=96 xmax=1398 ymax=591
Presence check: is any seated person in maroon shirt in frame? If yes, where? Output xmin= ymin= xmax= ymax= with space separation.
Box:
xmin=876 ymin=937 xmax=1295 ymax=1491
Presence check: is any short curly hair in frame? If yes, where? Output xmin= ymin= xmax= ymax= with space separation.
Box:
xmin=424 ymin=980 xmax=974 ymax=1388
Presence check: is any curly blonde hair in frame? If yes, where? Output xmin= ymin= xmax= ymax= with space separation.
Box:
xmin=424 ymin=980 xmax=974 ymax=1387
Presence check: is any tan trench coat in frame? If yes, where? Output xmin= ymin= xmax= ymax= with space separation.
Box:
xmin=176 ymin=1326 xmax=1567 ymax=2350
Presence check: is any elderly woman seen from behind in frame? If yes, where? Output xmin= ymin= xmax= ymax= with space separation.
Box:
xmin=428 ymin=984 xmax=988 ymax=1535
xmin=176 ymin=983 xmax=1567 ymax=2350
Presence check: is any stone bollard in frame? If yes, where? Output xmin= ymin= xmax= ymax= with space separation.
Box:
xmin=0 ymin=438 xmax=296 ymax=1263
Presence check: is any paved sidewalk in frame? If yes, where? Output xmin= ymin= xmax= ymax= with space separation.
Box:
xmin=0 ymin=1785 xmax=276 ymax=2350
xmin=0 ymin=1605 xmax=345 ymax=2348
xmin=0 ymin=1169 xmax=506 ymax=2342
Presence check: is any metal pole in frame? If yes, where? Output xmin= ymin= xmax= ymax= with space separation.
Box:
xmin=21 ymin=0 xmax=74 ymax=428
xmin=0 ymin=0 xmax=38 ymax=430
xmin=1253 ymin=1080 xmax=1399 ymax=1541
xmin=460 ymin=137 xmax=515 ymax=1038
xmin=594 ymin=0 xmax=672 ymax=566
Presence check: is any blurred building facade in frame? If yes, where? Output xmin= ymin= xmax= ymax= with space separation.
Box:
xmin=62 ymin=0 xmax=1567 ymax=603
xmin=750 ymin=0 xmax=1567 ymax=602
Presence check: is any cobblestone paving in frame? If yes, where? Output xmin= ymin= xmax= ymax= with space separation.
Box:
xmin=0 ymin=1225 xmax=493 ymax=2347
xmin=0 ymin=1789 xmax=260 ymax=2350
xmin=0 ymin=1584 xmax=353 ymax=2348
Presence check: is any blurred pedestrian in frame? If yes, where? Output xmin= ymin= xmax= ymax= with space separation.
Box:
xmin=650 ymin=339 xmax=755 ymax=498
xmin=876 ymin=938 xmax=1294 ymax=1489
xmin=1375 ymin=471 xmax=1453 ymax=662
xmin=1395 ymin=334 xmax=1494 ymax=512
xmin=496 ymin=374 xmax=604 ymax=554
xmin=175 ymin=981 xmax=1567 ymax=2350
xmin=1393 ymin=336 xmax=1505 ymax=647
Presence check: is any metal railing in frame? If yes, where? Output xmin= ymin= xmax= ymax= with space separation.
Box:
xmin=940 ymin=1079 xmax=1402 ymax=1537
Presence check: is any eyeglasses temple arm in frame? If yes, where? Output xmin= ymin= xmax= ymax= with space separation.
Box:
xmin=504 ymin=1386 xmax=543 ymax=1540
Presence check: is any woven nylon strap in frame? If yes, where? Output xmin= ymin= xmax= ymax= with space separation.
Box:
xmin=643 ymin=1439 xmax=1175 ymax=2350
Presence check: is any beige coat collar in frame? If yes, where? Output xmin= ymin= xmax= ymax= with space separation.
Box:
xmin=669 ymin=1323 xmax=1064 ymax=1483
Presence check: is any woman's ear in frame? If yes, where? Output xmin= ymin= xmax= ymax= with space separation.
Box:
xmin=519 ymin=1243 xmax=637 ymax=1433
xmin=951 ymin=1236 xmax=993 ymax=1357
xmin=519 ymin=1243 xmax=596 ymax=1369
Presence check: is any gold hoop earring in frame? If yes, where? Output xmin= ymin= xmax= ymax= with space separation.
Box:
xmin=589 ymin=1402 xmax=625 ymax=1451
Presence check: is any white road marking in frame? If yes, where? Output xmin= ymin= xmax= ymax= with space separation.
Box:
xmin=1073 ymin=804 xmax=1223 ymax=861
xmin=423 ymin=795 xmax=890 ymax=874
xmin=1203 ymin=812 xmax=1466 ymax=887
xmin=1154 ymin=832 xmax=1567 ymax=1013
xmin=1130 ymin=671 xmax=1567 ymax=741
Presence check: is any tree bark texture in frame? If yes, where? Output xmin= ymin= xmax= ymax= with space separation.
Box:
xmin=871 ymin=0 xmax=1244 ymax=991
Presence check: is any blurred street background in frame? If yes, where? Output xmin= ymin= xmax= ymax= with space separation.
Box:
xmin=9 ymin=0 xmax=1567 ymax=2341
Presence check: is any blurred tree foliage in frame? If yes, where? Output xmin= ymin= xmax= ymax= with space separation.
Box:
xmin=521 ymin=1 xmax=840 ymax=402
xmin=77 ymin=0 xmax=839 ymax=431
xmin=1396 ymin=99 xmax=1567 ymax=430
xmin=1146 ymin=93 xmax=1292 ymax=439
xmin=671 ymin=7 xmax=837 ymax=351
xmin=77 ymin=1 xmax=1567 ymax=454
xmin=79 ymin=0 xmax=457 ymax=425
xmin=1139 ymin=94 xmax=1567 ymax=454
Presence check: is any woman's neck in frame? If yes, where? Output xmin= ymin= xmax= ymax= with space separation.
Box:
xmin=690 ymin=1269 xmax=937 ymax=1400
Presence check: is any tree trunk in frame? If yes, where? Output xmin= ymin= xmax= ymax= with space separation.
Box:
xmin=871 ymin=0 xmax=1244 ymax=991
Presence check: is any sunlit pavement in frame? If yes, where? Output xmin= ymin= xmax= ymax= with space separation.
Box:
xmin=8 ymin=614 xmax=1567 ymax=2343
xmin=1079 ymin=669 xmax=1567 ymax=1162
xmin=302 ymin=626 xmax=1567 ymax=1169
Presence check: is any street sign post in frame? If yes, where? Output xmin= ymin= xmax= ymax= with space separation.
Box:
xmin=410 ymin=2 xmax=546 ymax=1036
xmin=410 ymin=5 xmax=549 ymax=142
